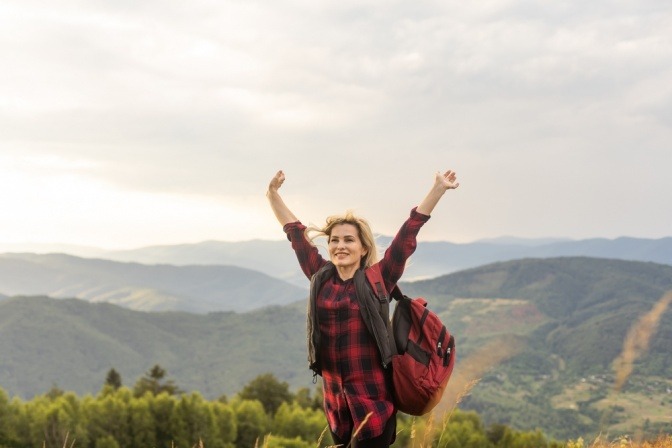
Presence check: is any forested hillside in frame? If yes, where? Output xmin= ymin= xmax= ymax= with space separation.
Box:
xmin=0 ymin=296 xmax=307 ymax=398
xmin=402 ymin=257 xmax=672 ymax=372
xmin=1 ymin=257 xmax=671 ymax=440
xmin=402 ymin=257 xmax=672 ymax=439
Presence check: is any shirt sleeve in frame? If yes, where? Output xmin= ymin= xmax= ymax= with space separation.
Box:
xmin=283 ymin=221 xmax=327 ymax=279
xmin=379 ymin=207 xmax=430 ymax=293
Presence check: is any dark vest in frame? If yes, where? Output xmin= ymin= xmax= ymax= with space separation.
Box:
xmin=307 ymin=262 xmax=396 ymax=376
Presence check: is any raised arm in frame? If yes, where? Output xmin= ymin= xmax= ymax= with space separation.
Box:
xmin=266 ymin=170 xmax=299 ymax=226
xmin=416 ymin=170 xmax=460 ymax=216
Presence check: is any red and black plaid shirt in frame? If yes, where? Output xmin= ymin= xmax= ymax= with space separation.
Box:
xmin=284 ymin=207 xmax=430 ymax=440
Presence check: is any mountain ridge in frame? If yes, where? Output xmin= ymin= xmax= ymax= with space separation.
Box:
xmin=0 ymin=253 xmax=305 ymax=313
xmin=3 ymin=236 xmax=671 ymax=287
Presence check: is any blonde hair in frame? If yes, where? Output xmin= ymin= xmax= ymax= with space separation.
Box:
xmin=307 ymin=211 xmax=379 ymax=268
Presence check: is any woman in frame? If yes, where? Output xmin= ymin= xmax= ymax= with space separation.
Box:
xmin=266 ymin=169 xmax=459 ymax=447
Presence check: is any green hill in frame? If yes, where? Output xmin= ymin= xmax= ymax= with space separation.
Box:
xmin=1 ymin=257 xmax=671 ymax=439
xmin=403 ymin=257 xmax=672 ymax=372
xmin=0 ymin=295 xmax=308 ymax=400
xmin=402 ymin=257 xmax=672 ymax=438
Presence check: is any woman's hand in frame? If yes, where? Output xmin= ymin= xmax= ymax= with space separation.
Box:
xmin=268 ymin=170 xmax=286 ymax=194
xmin=266 ymin=170 xmax=298 ymax=225
xmin=417 ymin=169 xmax=460 ymax=216
xmin=435 ymin=170 xmax=459 ymax=190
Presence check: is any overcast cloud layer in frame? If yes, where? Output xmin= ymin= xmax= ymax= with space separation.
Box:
xmin=1 ymin=0 xmax=670 ymax=249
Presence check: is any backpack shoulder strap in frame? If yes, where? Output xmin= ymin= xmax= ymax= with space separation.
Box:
xmin=359 ymin=263 xmax=398 ymax=362
xmin=365 ymin=263 xmax=389 ymax=302
xmin=364 ymin=263 xmax=406 ymax=302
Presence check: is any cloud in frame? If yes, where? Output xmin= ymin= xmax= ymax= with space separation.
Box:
xmin=1 ymin=0 xmax=671 ymax=245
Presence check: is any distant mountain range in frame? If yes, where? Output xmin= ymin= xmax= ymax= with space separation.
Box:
xmin=0 ymin=253 xmax=305 ymax=313
xmin=1 ymin=236 xmax=671 ymax=314
xmin=1 ymin=257 xmax=671 ymax=439
xmin=2 ymin=236 xmax=672 ymax=286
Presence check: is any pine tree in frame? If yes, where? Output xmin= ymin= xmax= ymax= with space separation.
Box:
xmin=133 ymin=365 xmax=181 ymax=397
xmin=105 ymin=368 xmax=123 ymax=390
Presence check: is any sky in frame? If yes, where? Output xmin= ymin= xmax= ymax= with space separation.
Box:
xmin=1 ymin=0 xmax=671 ymax=250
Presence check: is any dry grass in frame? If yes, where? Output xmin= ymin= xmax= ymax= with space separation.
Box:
xmin=315 ymin=425 xmax=330 ymax=447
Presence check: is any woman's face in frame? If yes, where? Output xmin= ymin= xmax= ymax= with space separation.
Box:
xmin=328 ymin=223 xmax=368 ymax=271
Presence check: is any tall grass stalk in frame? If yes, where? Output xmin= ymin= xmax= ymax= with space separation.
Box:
xmin=345 ymin=411 xmax=373 ymax=448
xmin=422 ymin=411 xmax=436 ymax=447
xmin=435 ymin=378 xmax=481 ymax=447
xmin=315 ymin=424 xmax=330 ymax=447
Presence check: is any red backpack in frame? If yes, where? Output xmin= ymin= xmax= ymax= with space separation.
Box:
xmin=366 ymin=265 xmax=456 ymax=416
